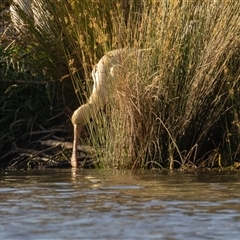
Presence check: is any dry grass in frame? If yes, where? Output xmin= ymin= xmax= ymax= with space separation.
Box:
xmin=8 ymin=0 xmax=240 ymax=169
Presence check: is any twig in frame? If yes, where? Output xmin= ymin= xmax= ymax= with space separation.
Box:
xmin=23 ymin=127 xmax=68 ymax=138
xmin=1 ymin=79 xmax=48 ymax=85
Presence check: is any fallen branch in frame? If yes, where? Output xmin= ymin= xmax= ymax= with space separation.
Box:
xmin=0 ymin=144 xmax=60 ymax=162
xmin=0 ymin=147 xmax=35 ymax=161
xmin=40 ymin=139 xmax=95 ymax=154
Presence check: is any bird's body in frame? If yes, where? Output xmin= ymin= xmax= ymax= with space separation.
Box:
xmin=71 ymin=48 xmax=150 ymax=167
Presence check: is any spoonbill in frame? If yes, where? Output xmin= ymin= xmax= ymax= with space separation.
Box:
xmin=71 ymin=48 xmax=150 ymax=168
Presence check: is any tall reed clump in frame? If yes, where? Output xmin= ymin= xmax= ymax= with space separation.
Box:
xmin=14 ymin=0 xmax=240 ymax=169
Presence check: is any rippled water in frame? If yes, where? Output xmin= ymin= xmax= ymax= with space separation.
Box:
xmin=0 ymin=169 xmax=240 ymax=239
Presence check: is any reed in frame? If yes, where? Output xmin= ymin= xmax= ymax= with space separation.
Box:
xmin=6 ymin=0 xmax=240 ymax=169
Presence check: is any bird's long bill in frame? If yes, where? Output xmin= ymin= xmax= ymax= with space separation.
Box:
xmin=71 ymin=124 xmax=82 ymax=168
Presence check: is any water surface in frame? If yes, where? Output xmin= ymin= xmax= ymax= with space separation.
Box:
xmin=0 ymin=169 xmax=240 ymax=239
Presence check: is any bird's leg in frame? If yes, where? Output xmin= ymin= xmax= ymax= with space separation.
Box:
xmin=71 ymin=123 xmax=82 ymax=168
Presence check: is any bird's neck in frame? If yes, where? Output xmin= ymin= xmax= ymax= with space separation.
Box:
xmin=72 ymin=101 xmax=100 ymax=126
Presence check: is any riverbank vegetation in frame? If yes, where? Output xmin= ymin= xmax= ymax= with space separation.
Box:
xmin=1 ymin=0 xmax=240 ymax=170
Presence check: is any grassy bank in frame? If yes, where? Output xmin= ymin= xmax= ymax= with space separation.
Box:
xmin=1 ymin=0 xmax=240 ymax=169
